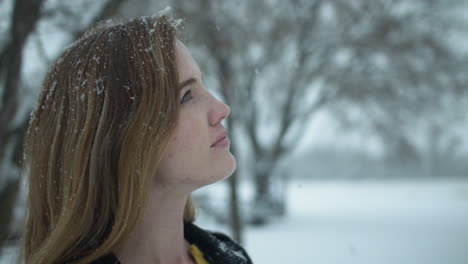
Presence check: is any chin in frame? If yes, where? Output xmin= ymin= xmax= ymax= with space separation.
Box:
xmin=225 ymin=153 xmax=237 ymax=177
xmin=218 ymin=151 xmax=236 ymax=176
xmin=203 ymin=153 xmax=237 ymax=186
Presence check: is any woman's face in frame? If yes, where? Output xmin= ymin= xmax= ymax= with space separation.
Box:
xmin=155 ymin=40 xmax=236 ymax=188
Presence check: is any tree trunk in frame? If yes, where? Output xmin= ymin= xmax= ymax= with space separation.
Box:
xmin=0 ymin=178 xmax=20 ymax=249
xmin=255 ymin=169 xmax=271 ymax=206
xmin=0 ymin=0 xmax=45 ymax=251
xmin=251 ymin=161 xmax=275 ymax=225
xmin=227 ymin=118 xmax=243 ymax=243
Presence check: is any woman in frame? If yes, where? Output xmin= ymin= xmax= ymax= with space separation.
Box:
xmin=21 ymin=14 xmax=252 ymax=264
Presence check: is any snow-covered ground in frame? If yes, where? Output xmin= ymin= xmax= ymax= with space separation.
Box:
xmin=2 ymin=178 xmax=467 ymax=264
xmin=198 ymin=178 xmax=468 ymax=264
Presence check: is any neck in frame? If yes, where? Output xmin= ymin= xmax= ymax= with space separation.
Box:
xmin=115 ymin=185 xmax=193 ymax=264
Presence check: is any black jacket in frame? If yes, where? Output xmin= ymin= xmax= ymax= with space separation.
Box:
xmin=92 ymin=222 xmax=253 ymax=264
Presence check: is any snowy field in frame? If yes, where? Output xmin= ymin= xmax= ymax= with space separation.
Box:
xmin=2 ymin=178 xmax=467 ymax=264
xmin=198 ymin=178 xmax=468 ymax=264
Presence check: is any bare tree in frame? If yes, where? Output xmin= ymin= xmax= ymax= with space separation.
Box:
xmin=172 ymin=0 xmax=342 ymax=229
xmin=0 ymin=0 xmax=45 ymax=249
xmin=172 ymin=0 xmax=468 ymax=233
xmin=324 ymin=0 xmax=468 ymax=171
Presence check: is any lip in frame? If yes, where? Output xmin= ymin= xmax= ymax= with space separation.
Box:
xmin=211 ymin=131 xmax=230 ymax=148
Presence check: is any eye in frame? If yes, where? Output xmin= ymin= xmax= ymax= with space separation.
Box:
xmin=180 ymin=89 xmax=193 ymax=104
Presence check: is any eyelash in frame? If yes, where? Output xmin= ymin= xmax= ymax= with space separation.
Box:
xmin=181 ymin=89 xmax=193 ymax=104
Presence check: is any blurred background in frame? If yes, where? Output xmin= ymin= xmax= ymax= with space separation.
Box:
xmin=1 ymin=0 xmax=468 ymax=263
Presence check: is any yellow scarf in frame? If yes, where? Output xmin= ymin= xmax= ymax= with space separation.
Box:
xmin=189 ymin=244 xmax=210 ymax=264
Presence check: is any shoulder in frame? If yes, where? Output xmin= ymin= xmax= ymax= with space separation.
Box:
xmin=184 ymin=222 xmax=253 ymax=264
xmin=92 ymin=222 xmax=253 ymax=264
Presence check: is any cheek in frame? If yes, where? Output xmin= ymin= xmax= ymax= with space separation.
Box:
xmin=166 ymin=121 xmax=205 ymax=158
xmin=165 ymin=136 xmax=186 ymax=160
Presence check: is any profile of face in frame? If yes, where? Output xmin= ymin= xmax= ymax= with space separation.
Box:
xmin=155 ymin=40 xmax=236 ymax=188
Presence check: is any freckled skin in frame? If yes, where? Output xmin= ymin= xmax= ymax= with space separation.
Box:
xmin=155 ymin=40 xmax=236 ymax=189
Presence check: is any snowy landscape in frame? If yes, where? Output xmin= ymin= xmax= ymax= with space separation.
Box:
xmin=195 ymin=178 xmax=468 ymax=264
xmin=2 ymin=178 xmax=467 ymax=264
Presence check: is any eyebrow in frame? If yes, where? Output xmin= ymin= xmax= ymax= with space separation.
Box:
xmin=178 ymin=77 xmax=197 ymax=90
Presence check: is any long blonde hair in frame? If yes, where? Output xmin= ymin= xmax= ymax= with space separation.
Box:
xmin=21 ymin=15 xmax=195 ymax=264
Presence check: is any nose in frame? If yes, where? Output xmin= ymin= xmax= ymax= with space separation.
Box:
xmin=209 ymin=98 xmax=231 ymax=126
